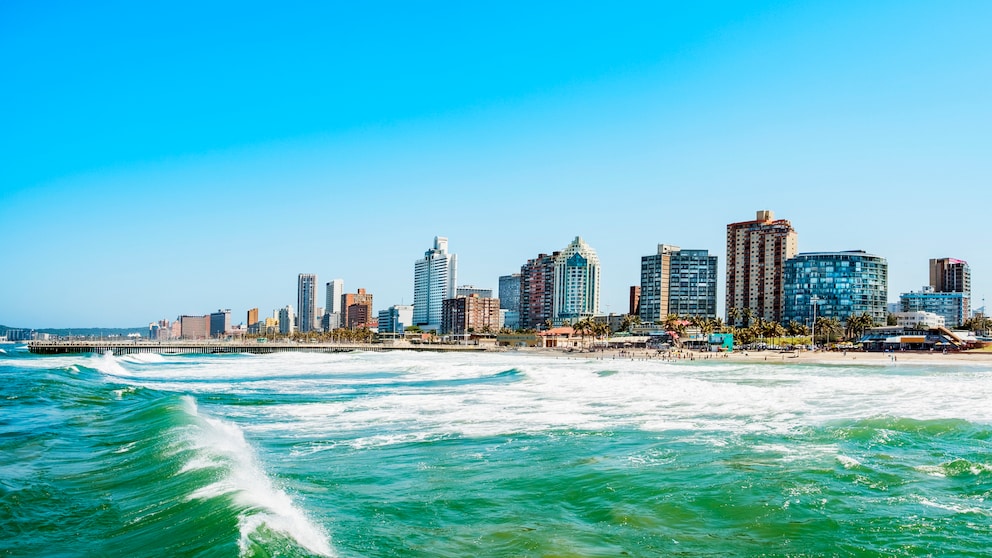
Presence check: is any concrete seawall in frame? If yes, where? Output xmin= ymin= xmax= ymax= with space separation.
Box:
xmin=28 ymin=340 xmax=489 ymax=356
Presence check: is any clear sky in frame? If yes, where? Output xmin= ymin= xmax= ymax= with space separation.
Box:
xmin=2 ymin=1 xmax=990 ymax=328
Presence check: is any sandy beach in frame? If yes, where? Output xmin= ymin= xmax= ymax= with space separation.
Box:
xmin=539 ymin=347 xmax=992 ymax=366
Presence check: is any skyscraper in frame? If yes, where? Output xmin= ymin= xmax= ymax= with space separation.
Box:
xmin=297 ymin=274 xmax=317 ymax=333
xmin=413 ymin=236 xmax=457 ymax=331
xmin=325 ymin=279 xmax=344 ymax=330
xmin=725 ymin=210 xmax=798 ymax=325
xmin=553 ymin=236 xmax=601 ymax=325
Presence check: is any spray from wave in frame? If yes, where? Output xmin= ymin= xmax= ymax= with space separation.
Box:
xmin=179 ymin=396 xmax=334 ymax=557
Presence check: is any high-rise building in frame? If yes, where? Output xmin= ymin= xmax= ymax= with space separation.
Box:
xmin=639 ymin=244 xmax=678 ymax=324
xmin=209 ymin=309 xmax=231 ymax=338
xmin=278 ymin=306 xmax=295 ymax=335
xmin=929 ymin=258 xmax=971 ymax=320
xmin=629 ymin=286 xmax=641 ymax=316
xmin=325 ymin=279 xmax=344 ymax=330
xmin=725 ymin=210 xmax=798 ymax=324
xmin=247 ymin=308 xmax=259 ymax=329
xmin=342 ymin=288 xmax=374 ymax=329
xmin=442 ymin=294 xmax=501 ymax=335
xmin=297 ymin=274 xmax=317 ymax=333
xmin=378 ymin=305 xmax=414 ymax=335
xmin=782 ymin=251 xmax=888 ymax=326
xmin=456 ymin=285 xmax=493 ymax=298
xmin=499 ymin=273 xmax=521 ymax=312
xmin=640 ymin=245 xmax=718 ymax=322
xmin=930 ymin=258 xmax=971 ymax=294
xmin=520 ymin=253 xmax=557 ymax=329
xmin=669 ymin=249 xmax=719 ymax=318
xmin=413 ymin=236 xmax=457 ymax=331
xmin=553 ymin=236 xmax=601 ymax=325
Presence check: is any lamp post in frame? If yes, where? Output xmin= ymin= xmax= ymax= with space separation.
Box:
xmin=810 ymin=295 xmax=819 ymax=350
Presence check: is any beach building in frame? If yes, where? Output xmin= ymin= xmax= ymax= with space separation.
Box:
xmin=782 ymin=251 xmax=888 ymax=326
xmin=553 ymin=236 xmax=601 ymax=325
xmin=442 ymin=294 xmax=501 ymax=335
xmin=640 ymin=245 xmax=718 ymax=322
xmin=297 ymin=274 xmax=317 ymax=334
xmin=413 ymin=236 xmax=457 ymax=331
xmin=378 ymin=305 xmax=413 ymax=335
xmin=520 ymin=253 xmax=557 ymax=329
xmin=629 ymin=286 xmax=641 ymax=316
xmin=498 ymin=274 xmax=521 ymax=312
xmin=725 ymin=210 xmax=798 ymax=325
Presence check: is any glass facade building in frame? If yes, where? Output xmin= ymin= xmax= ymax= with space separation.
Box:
xmin=782 ymin=251 xmax=888 ymax=326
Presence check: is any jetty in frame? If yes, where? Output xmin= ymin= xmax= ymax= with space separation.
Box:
xmin=27 ymin=340 xmax=489 ymax=356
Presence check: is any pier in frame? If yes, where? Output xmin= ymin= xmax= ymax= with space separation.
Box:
xmin=27 ymin=340 xmax=489 ymax=356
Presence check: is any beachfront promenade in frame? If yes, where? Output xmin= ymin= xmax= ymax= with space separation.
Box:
xmin=27 ymin=340 xmax=489 ymax=356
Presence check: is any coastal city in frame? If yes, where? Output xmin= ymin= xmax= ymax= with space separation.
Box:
xmin=15 ymin=209 xmax=989 ymax=353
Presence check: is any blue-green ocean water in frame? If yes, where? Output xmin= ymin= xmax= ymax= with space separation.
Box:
xmin=2 ymin=345 xmax=991 ymax=557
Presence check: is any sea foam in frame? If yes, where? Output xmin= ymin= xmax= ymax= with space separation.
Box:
xmin=179 ymin=396 xmax=335 ymax=557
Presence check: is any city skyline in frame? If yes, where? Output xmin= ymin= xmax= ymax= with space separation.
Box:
xmin=2 ymin=2 xmax=990 ymax=328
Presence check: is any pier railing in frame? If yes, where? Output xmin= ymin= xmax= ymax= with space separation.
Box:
xmin=27 ymin=340 xmax=488 ymax=356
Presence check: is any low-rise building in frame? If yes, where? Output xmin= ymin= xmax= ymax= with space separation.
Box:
xmin=892 ymin=311 xmax=945 ymax=329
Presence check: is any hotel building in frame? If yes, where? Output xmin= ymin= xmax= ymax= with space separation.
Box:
xmin=726 ymin=210 xmax=798 ymax=325
xmin=442 ymin=294 xmax=501 ymax=335
xmin=413 ymin=236 xmax=457 ymax=331
xmin=639 ymin=245 xmax=718 ymax=322
xmin=782 ymin=251 xmax=888 ymax=326
xmin=297 ymin=274 xmax=317 ymax=333
xmin=520 ymin=253 xmax=557 ymax=329
xmin=553 ymin=236 xmax=601 ymax=325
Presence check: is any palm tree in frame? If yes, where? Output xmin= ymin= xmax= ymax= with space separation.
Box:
xmin=815 ymin=317 xmax=842 ymax=345
xmin=741 ymin=308 xmax=755 ymax=328
xmin=620 ymin=314 xmax=641 ymax=333
xmin=727 ymin=307 xmax=741 ymax=327
xmin=663 ymin=313 xmax=682 ymax=333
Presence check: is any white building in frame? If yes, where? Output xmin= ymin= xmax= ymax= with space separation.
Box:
xmin=413 ymin=236 xmax=457 ymax=331
xmin=553 ymin=236 xmax=601 ymax=325
xmin=297 ymin=273 xmax=317 ymax=333
xmin=892 ymin=311 xmax=945 ymax=329
xmin=325 ymin=279 xmax=344 ymax=330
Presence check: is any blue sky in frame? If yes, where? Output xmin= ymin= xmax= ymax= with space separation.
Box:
xmin=2 ymin=1 xmax=990 ymax=328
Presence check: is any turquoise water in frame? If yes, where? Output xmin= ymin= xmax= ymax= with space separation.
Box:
xmin=2 ymin=346 xmax=991 ymax=556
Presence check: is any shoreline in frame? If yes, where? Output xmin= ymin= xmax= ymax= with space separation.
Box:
xmin=527 ymin=346 xmax=992 ymax=366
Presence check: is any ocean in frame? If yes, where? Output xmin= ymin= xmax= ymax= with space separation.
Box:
xmin=1 ymin=345 xmax=990 ymax=557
